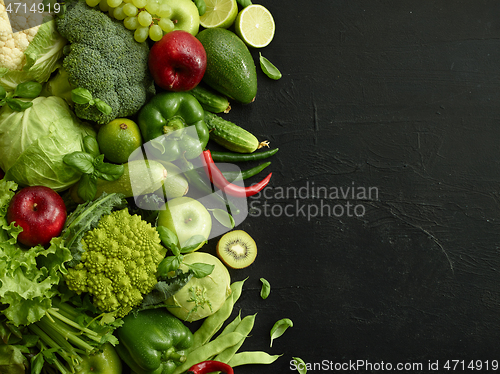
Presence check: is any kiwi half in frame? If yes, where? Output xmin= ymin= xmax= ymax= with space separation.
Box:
xmin=216 ymin=230 xmax=257 ymax=269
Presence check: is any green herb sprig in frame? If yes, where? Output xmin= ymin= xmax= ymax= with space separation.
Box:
xmin=0 ymin=81 xmax=43 ymax=111
xmin=63 ymin=136 xmax=124 ymax=201
xmin=156 ymin=225 xmax=213 ymax=278
xmin=72 ymin=87 xmax=113 ymax=115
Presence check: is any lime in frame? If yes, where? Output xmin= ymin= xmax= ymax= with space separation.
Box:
xmin=234 ymin=4 xmax=275 ymax=48
xmin=97 ymin=118 xmax=142 ymax=164
xmin=199 ymin=0 xmax=238 ymax=29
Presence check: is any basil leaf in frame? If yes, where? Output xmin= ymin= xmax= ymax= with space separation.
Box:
xmin=260 ymin=277 xmax=271 ymax=299
xmin=270 ymin=318 xmax=293 ymax=347
xmin=6 ymin=98 xmax=33 ymax=111
xmin=77 ymin=173 xmax=98 ymax=201
xmin=259 ymin=53 xmax=282 ymax=80
xmin=95 ymin=163 xmax=124 ymax=181
xmin=293 ymin=357 xmax=307 ymax=374
xmin=94 ymin=98 xmax=113 ymax=115
xmin=0 ymin=86 xmax=6 ymax=100
xmin=188 ymin=262 xmax=215 ymax=278
xmin=157 ymin=226 xmax=180 ymax=253
xmin=157 ymin=256 xmax=181 ymax=276
xmin=71 ymin=87 xmax=93 ymax=105
xmin=180 ymin=235 xmax=207 ymax=253
xmin=209 ymin=208 xmax=235 ymax=229
xmin=14 ymin=81 xmax=43 ymax=98
xmin=83 ymin=136 xmax=101 ymax=158
xmin=63 ymin=152 xmax=95 ymax=174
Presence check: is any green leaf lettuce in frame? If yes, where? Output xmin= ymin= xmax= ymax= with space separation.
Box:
xmin=0 ymin=180 xmax=73 ymax=326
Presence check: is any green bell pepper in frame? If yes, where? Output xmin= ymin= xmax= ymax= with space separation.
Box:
xmin=138 ymin=92 xmax=210 ymax=162
xmin=114 ymin=308 xmax=194 ymax=374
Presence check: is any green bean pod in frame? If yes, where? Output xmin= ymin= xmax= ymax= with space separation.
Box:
xmin=217 ymin=310 xmax=242 ymax=338
xmin=215 ymin=313 xmax=257 ymax=364
xmin=229 ymin=277 xmax=246 ymax=304
xmin=172 ymin=331 xmax=245 ymax=374
xmin=192 ymin=0 xmax=206 ymax=15
xmin=222 ymin=161 xmax=271 ymax=182
xmin=191 ymin=292 xmax=235 ymax=349
xmin=210 ymin=148 xmax=279 ymax=162
xmin=191 ymin=278 xmax=246 ymax=349
xmin=228 ymin=351 xmax=282 ymax=367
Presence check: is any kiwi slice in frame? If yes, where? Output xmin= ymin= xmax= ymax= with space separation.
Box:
xmin=216 ymin=230 xmax=257 ymax=269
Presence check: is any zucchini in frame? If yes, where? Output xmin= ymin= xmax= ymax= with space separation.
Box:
xmin=189 ymin=85 xmax=231 ymax=113
xmin=204 ymin=110 xmax=269 ymax=153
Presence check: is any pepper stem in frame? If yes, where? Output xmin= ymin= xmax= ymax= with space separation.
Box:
xmin=163 ymin=116 xmax=186 ymax=137
xmin=163 ymin=347 xmax=187 ymax=363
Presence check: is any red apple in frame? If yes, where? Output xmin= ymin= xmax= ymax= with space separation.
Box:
xmin=149 ymin=30 xmax=207 ymax=92
xmin=7 ymin=186 xmax=67 ymax=247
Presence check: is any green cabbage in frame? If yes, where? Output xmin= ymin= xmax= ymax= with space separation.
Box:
xmin=0 ymin=96 xmax=95 ymax=191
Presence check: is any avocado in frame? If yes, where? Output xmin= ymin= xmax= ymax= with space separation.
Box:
xmin=197 ymin=28 xmax=257 ymax=104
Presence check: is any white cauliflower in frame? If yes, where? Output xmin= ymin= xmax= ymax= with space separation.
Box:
xmin=0 ymin=0 xmax=45 ymax=71
xmin=0 ymin=0 xmax=66 ymax=90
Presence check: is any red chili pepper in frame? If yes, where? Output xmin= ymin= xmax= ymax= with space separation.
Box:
xmin=186 ymin=360 xmax=234 ymax=374
xmin=202 ymin=150 xmax=272 ymax=197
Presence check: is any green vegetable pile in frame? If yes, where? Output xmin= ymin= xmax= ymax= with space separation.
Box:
xmin=0 ymin=0 xmax=293 ymax=372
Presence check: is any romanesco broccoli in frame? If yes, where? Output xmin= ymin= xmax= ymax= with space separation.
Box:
xmin=51 ymin=0 xmax=154 ymax=125
xmin=65 ymin=208 xmax=167 ymax=317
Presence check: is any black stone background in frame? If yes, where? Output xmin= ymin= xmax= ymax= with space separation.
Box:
xmin=200 ymin=1 xmax=500 ymax=373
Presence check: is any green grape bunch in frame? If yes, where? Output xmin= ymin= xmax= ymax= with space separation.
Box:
xmin=86 ymin=0 xmax=175 ymax=42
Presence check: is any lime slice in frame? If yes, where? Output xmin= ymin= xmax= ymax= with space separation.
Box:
xmin=235 ymin=4 xmax=275 ymax=48
xmin=200 ymin=0 xmax=238 ymax=29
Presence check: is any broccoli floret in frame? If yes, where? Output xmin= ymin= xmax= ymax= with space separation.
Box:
xmin=51 ymin=0 xmax=155 ymax=124
xmin=65 ymin=209 xmax=167 ymax=317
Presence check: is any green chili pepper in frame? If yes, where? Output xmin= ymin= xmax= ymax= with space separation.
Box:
xmin=114 ymin=308 xmax=194 ymax=374
xmin=138 ymin=92 xmax=210 ymax=162
xmin=210 ymin=148 xmax=279 ymax=162
xmin=222 ymin=162 xmax=271 ymax=182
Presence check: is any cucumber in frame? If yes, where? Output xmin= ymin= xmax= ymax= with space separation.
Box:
xmin=204 ymin=110 xmax=268 ymax=153
xmin=188 ymin=84 xmax=231 ymax=113
xmin=70 ymin=160 xmax=167 ymax=202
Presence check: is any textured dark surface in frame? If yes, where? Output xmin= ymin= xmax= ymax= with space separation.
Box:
xmin=201 ymin=1 xmax=500 ymax=373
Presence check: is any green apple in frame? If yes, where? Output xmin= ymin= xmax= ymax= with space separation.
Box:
xmin=164 ymin=0 xmax=200 ymax=36
xmin=74 ymin=343 xmax=122 ymax=374
xmin=157 ymin=196 xmax=212 ymax=251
